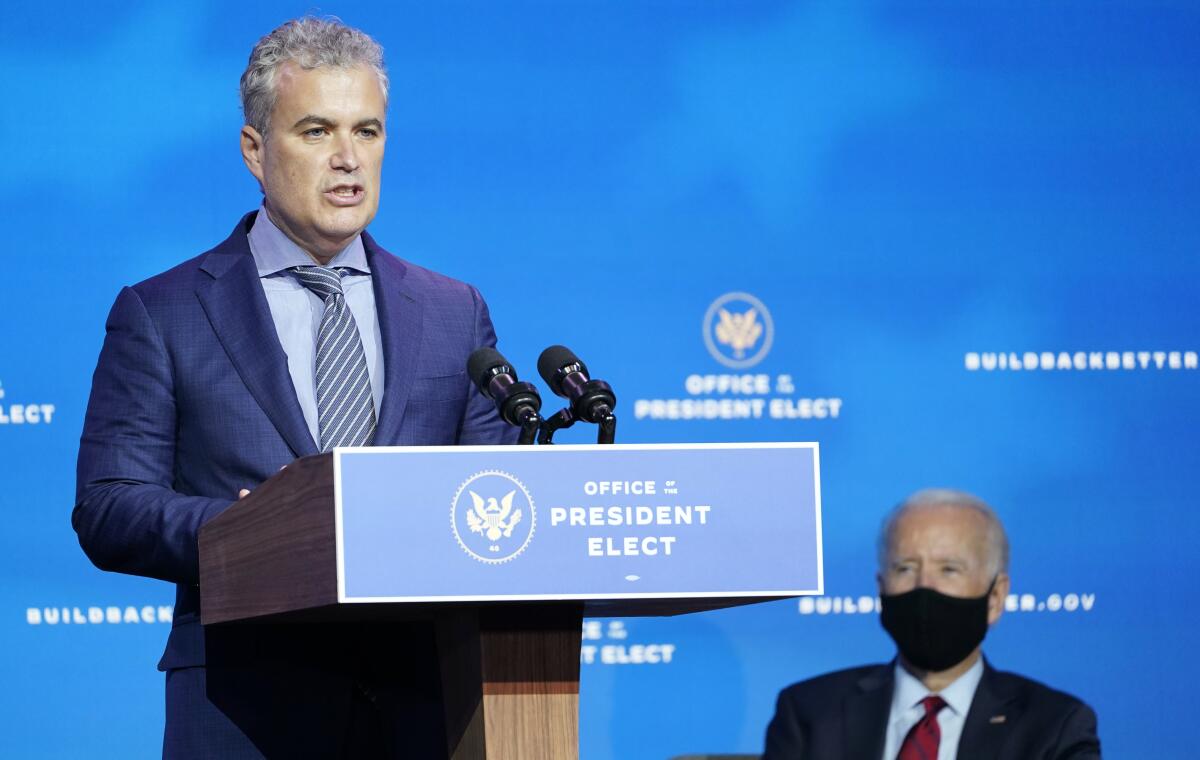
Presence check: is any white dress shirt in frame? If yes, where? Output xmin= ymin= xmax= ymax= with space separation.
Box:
xmin=881 ymin=656 xmax=985 ymax=760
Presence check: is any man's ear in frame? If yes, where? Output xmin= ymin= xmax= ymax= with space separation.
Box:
xmin=987 ymin=572 xmax=1010 ymax=626
xmin=241 ymin=125 xmax=267 ymax=186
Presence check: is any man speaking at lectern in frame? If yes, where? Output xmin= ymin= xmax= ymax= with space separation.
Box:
xmin=764 ymin=489 xmax=1100 ymax=759
xmin=73 ymin=17 xmax=514 ymax=758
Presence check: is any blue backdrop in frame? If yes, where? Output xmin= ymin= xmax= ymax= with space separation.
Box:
xmin=2 ymin=1 xmax=1197 ymax=757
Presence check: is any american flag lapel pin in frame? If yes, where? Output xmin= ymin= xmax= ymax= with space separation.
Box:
xmin=989 ymin=715 xmax=1007 ymax=724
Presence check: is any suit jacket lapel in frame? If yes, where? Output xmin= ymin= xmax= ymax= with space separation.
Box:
xmin=844 ymin=665 xmax=893 ymax=759
xmin=960 ymin=662 xmax=1021 ymax=760
xmin=196 ymin=214 xmax=319 ymax=458
xmin=363 ymin=232 xmax=423 ymax=446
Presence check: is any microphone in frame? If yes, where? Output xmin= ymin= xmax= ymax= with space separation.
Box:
xmin=467 ymin=347 xmax=542 ymax=429
xmin=536 ymin=345 xmax=616 ymax=424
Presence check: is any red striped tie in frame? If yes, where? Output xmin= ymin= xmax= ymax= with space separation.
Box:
xmin=897 ymin=695 xmax=947 ymax=760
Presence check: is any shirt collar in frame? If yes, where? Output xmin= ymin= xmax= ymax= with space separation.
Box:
xmin=247 ymin=206 xmax=370 ymax=277
xmin=891 ymin=655 xmax=985 ymax=719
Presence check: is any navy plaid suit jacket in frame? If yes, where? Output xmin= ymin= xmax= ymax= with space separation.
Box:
xmin=73 ymin=212 xmax=516 ymax=756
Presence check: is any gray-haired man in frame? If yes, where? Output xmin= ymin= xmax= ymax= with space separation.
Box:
xmin=74 ymin=17 xmax=515 ymax=758
xmin=764 ymin=489 xmax=1101 ymax=759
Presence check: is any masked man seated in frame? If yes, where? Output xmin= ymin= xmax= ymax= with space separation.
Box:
xmin=764 ymin=488 xmax=1101 ymax=760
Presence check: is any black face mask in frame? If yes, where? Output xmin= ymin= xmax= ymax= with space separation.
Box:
xmin=879 ymin=580 xmax=995 ymax=672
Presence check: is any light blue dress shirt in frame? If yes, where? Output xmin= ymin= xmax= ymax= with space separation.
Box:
xmin=246 ymin=208 xmax=385 ymax=448
xmin=882 ymin=656 xmax=985 ymax=760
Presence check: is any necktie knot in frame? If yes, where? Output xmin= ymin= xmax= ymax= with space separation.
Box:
xmin=292 ymin=266 xmax=346 ymax=301
xmin=920 ymin=695 xmax=947 ymax=717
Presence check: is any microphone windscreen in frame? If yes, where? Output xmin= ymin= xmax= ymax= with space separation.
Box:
xmin=467 ymin=347 xmax=509 ymax=393
xmin=537 ymin=345 xmax=588 ymax=397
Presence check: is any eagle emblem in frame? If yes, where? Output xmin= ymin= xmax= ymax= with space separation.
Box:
xmin=466 ymin=489 xmax=523 ymax=544
xmin=451 ymin=470 xmax=536 ymax=564
xmin=714 ymin=307 xmax=763 ymax=359
xmin=703 ymin=292 xmax=775 ymax=369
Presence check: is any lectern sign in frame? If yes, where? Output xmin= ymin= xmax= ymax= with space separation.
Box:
xmin=334 ymin=442 xmax=822 ymax=602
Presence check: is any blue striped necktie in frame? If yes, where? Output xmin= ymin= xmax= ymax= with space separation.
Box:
xmin=291 ymin=266 xmax=377 ymax=451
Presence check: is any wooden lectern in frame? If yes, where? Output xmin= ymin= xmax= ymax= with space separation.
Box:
xmin=199 ymin=445 xmax=822 ymax=759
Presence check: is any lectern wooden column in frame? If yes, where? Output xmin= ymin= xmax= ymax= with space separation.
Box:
xmin=199 ymin=444 xmax=823 ymax=759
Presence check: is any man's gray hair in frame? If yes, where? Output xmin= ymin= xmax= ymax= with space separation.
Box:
xmin=876 ymin=488 xmax=1010 ymax=576
xmin=240 ymin=16 xmax=388 ymax=136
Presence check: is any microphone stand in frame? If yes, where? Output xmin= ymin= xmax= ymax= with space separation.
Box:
xmin=518 ymin=412 xmax=542 ymax=445
xmin=537 ymin=406 xmax=617 ymax=445
xmin=596 ymin=411 xmax=616 ymax=445
xmin=536 ymin=408 xmax=576 ymax=445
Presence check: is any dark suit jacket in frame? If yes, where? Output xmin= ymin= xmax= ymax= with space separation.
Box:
xmin=764 ymin=661 xmax=1100 ymax=760
xmin=72 ymin=213 xmax=516 ymax=755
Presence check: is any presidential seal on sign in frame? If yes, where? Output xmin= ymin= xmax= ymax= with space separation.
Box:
xmin=703 ymin=292 xmax=774 ymax=369
xmin=451 ymin=470 xmax=536 ymax=564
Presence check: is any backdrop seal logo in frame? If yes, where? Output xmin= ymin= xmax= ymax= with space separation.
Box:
xmin=703 ymin=292 xmax=774 ymax=369
xmin=451 ymin=470 xmax=536 ymax=564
